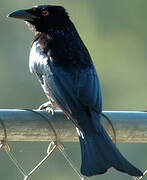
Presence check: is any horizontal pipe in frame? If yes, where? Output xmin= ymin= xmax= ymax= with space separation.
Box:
xmin=0 ymin=109 xmax=146 ymax=142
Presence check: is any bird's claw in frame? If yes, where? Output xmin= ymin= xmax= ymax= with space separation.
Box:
xmin=46 ymin=107 xmax=54 ymax=116
xmin=38 ymin=101 xmax=55 ymax=116
xmin=38 ymin=101 xmax=52 ymax=110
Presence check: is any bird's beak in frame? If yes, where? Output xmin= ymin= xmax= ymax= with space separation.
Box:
xmin=7 ymin=9 xmax=39 ymax=21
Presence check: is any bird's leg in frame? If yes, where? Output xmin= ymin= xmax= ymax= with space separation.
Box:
xmin=38 ymin=100 xmax=55 ymax=116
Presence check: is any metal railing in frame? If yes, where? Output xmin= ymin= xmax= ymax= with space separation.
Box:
xmin=0 ymin=109 xmax=147 ymax=142
xmin=0 ymin=109 xmax=147 ymax=180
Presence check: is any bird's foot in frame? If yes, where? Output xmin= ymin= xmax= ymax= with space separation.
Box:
xmin=38 ymin=101 xmax=55 ymax=116
xmin=38 ymin=101 xmax=52 ymax=110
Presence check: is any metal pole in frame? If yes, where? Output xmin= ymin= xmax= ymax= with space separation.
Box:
xmin=0 ymin=109 xmax=146 ymax=142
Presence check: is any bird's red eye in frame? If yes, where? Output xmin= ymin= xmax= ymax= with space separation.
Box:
xmin=42 ymin=10 xmax=49 ymax=16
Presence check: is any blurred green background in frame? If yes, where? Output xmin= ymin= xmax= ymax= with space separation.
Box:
xmin=0 ymin=0 xmax=147 ymax=179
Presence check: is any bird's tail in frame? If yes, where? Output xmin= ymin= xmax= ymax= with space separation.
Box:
xmin=79 ymin=111 xmax=143 ymax=177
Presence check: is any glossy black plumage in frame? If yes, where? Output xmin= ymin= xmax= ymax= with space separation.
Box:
xmin=8 ymin=5 xmax=143 ymax=177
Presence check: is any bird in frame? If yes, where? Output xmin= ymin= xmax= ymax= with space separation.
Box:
xmin=8 ymin=5 xmax=143 ymax=178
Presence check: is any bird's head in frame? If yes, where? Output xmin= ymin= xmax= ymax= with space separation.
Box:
xmin=7 ymin=5 xmax=70 ymax=32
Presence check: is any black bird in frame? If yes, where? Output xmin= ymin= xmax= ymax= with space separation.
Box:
xmin=8 ymin=5 xmax=143 ymax=178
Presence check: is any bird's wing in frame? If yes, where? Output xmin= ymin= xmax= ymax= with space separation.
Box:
xmin=76 ymin=67 xmax=102 ymax=113
xmin=30 ymin=39 xmax=81 ymax=128
xmin=30 ymin=39 xmax=102 ymax=130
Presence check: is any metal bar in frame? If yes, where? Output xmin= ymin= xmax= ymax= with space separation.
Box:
xmin=0 ymin=109 xmax=146 ymax=142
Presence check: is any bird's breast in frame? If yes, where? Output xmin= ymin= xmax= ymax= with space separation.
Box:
xmin=29 ymin=40 xmax=49 ymax=75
